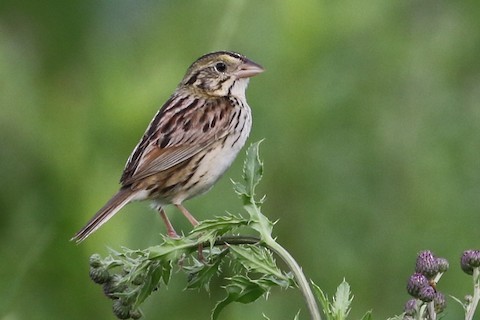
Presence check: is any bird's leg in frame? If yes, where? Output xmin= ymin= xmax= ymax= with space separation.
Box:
xmin=175 ymin=204 xmax=199 ymax=226
xmin=175 ymin=204 xmax=203 ymax=261
xmin=158 ymin=207 xmax=179 ymax=238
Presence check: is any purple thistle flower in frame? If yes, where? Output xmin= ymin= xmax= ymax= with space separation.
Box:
xmin=433 ymin=292 xmax=446 ymax=313
xmin=415 ymin=250 xmax=439 ymax=279
xmin=461 ymin=250 xmax=480 ymax=275
xmin=407 ymin=273 xmax=429 ymax=298
xmin=436 ymin=257 xmax=449 ymax=273
xmin=418 ymin=285 xmax=435 ymax=302
xmin=404 ymin=298 xmax=417 ymax=316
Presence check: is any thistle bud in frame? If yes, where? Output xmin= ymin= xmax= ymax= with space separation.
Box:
xmin=407 ymin=273 xmax=428 ymax=298
xmin=434 ymin=292 xmax=446 ymax=313
xmin=112 ymin=299 xmax=131 ymax=319
xmin=89 ymin=254 xmax=103 ymax=268
xmin=461 ymin=250 xmax=480 ymax=275
xmin=418 ymin=285 xmax=435 ymax=302
xmin=404 ymin=299 xmax=417 ymax=316
xmin=415 ymin=250 xmax=438 ymax=279
xmin=89 ymin=266 xmax=110 ymax=284
xmin=103 ymin=275 xmax=127 ymax=298
xmin=436 ymin=257 xmax=449 ymax=273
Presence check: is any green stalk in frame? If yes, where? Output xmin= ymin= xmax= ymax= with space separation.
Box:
xmin=246 ymin=203 xmax=321 ymax=320
xmin=264 ymin=236 xmax=322 ymax=320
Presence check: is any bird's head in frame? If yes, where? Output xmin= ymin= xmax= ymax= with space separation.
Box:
xmin=180 ymin=51 xmax=264 ymax=98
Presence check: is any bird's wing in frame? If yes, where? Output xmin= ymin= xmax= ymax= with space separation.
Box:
xmin=120 ymin=94 xmax=239 ymax=185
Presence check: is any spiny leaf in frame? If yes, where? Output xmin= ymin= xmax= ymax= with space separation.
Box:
xmin=228 ymin=244 xmax=288 ymax=282
xmin=332 ymin=279 xmax=353 ymax=319
xmin=134 ymin=261 xmax=167 ymax=308
xmin=185 ymin=250 xmax=227 ymax=292
xmin=243 ymin=140 xmax=264 ymax=196
xmin=191 ymin=214 xmax=249 ymax=236
xmin=212 ymin=275 xmax=269 ymax=320
xmin=146 ymin=237 xmax=198 ymax=260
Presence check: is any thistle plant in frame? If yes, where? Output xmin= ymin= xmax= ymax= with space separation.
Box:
xmin=83 ymin=142 xmax=480 ymax=320
xmin=401 ymin=250 xmax=448 ymax=320
xmin=455 ymin=250 xmax=480 ymax=320
xmin=84 ymin=142 xmax=376 ymax=320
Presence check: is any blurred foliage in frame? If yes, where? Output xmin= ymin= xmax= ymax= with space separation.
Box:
xmin=1 ymin=0 xmax=480 ymax=319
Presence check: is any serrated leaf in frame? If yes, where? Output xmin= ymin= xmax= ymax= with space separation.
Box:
xmin=232 ymin=179 xmax=247 ymax=197
xmin=191 ymin=214 xmax=249 ymax=236
xmin=186 ymin=250 xmax=226 ymax=292
xmin=229 ymin=244 xmax=288 ymax=282
xmin=243 ymin=140 xmax=264 ymax=198
xmin=161 ymin=261 xmax=172 ymax=286
xmin=332 ymin=279 xmax=353 ymax=319
xmin=212 ymin=275 xmax=268 ymax=320
xmin=147 ymin=237 xmax=197 ymax=260
xmin=134 ymin=261 xmax=169 ymax=308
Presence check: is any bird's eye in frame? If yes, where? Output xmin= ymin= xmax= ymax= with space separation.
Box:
xmin=214 ymin=62 xmax=227 ymax=73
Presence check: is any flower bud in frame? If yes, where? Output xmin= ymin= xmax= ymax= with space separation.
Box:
xmin=461 ymin=250 xmax=480 ymax=275
xmin=434 ymin=292 xmax=446 ymax=313
xmin=89 ymin=267 xmax=110 ymax=284
xmin=418 ymin=285 xmax=435 ymax=302
xmin=415 ymin=250 xmax=438 ymax=279
xmin=436 ymin=257 xmax=449 ymax=273
xmin=407 ymin=273 xmax=428 ymax=298
xmin=103 ymin=275 xmax=127 ymax=298
xmin=404 ymin=299 xmax=417 ymax=316
xmin=112 ymin=299 xmax=131 ymax=319
xmin=89 ymin=254 xmax=103 ymax=268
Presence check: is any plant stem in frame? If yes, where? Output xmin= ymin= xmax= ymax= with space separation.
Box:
xmin=466 ymin=267 xmax=480 ymax=320
xmin=427 ymin=301 xmax=436 ymax=320
xmin=208 ymin=234 xmax=321 ymax=319
xmin=263 ymin=235 xmax=322 ymax=320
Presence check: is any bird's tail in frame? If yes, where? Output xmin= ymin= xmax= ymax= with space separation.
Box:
xmin=71 ymin=188 xmax=136 ymax=243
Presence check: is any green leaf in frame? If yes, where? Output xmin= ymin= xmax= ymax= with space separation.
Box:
xmin=243 ymin=203 xmax=273 ymax=238
xmin=242 ymin=140 xmax=264 ymax=198
xmin=332 ymin=279 xmax=353 ymax=319
xmin=146 ymin=237 xmax=197 ymax=260
xmin=228 ymin=244 xmax=289 ymax=283
xmin=232 ymin=179 xmax=247 ymax=197
xmin=186 ymin=250 xmax=227 ymax=292
xmin=191 ymin=214 xmax=249 ymax=237
xmin=134 ymin=261 xmax=168 ymax=308
xmin=212 ymin=275 xmax=268 ymax=320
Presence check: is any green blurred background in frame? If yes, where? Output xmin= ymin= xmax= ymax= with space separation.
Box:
xmin=1 ymin=0 xmax=480 ymax=319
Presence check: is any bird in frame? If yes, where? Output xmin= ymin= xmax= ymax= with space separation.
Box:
xmin=71 ymin=51 xmax=264 ymax=243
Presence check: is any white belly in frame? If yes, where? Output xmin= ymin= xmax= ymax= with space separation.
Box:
xmin=172 ymin=108 xmax=252 ymax=204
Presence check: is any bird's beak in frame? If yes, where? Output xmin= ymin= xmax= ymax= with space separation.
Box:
xmin=234 ymin=59 xmax=265 ymax=78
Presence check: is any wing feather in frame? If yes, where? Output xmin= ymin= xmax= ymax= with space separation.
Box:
xmin=120 ymin=93 xmax=236 ymax=185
